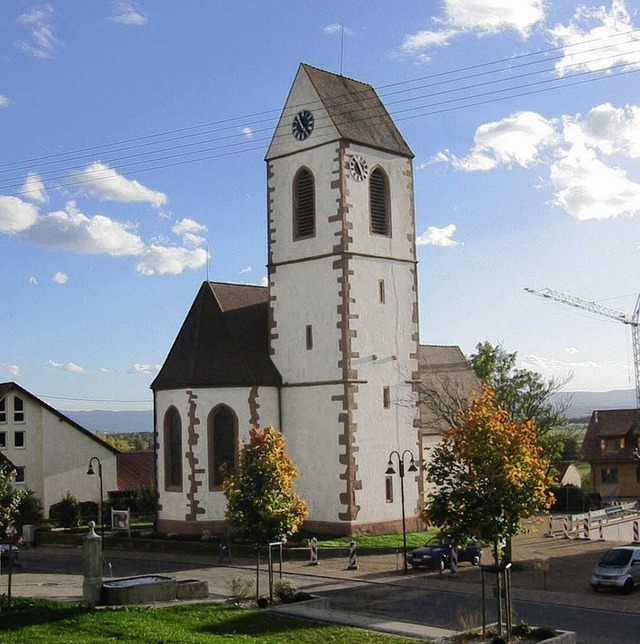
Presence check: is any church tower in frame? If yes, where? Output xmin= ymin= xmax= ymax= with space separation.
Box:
xmin=266 ymin=64 xmax=420 ymax=534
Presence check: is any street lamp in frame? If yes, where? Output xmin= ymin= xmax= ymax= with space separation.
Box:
xmin=386 ymin=449 xmax=418 ymax=574
xmin=87 ymin=457 xmax=104 ymax=551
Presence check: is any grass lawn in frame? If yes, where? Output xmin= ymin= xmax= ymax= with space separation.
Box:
xmin=318 ymin=531 xmax=435 ymax=549
xmin=0 ymin=598 xmax=421 ymax=643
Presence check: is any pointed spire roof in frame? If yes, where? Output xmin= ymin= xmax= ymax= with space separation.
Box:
xmin=151 ymin=282 xmax=281 ymax=391
xmin=266 ymin=64 xmax=413 ymax=160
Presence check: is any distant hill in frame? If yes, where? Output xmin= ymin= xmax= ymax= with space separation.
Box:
xmin=552 ymin=389 xmax=637 ymax=420
xmin=59 ymin=389 xmax=637 ymax=432
xmin=61 ymin=409 xmax=153 ymax=433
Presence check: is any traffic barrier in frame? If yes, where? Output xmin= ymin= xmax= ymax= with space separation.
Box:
xmin=563 ymin=516 xmax=570 ymax=539
xmin=599 ymin=519 xmax=604 ymax=540
xmin=348 ymin=540 xmax=358 ymax=570
xmin=309 ymin=537 xmax=319 ymax=565
xmin=582 ymin=517 xmax=590 ymax=540
xmin=451 ymin=546 xmax=458 ymax=575
xmin=634 ymin=521 xmax=639 ymax=542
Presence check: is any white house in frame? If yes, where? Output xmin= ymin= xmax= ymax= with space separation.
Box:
xmin=0 ymin=381 xmax=118 ymax=517
xmin=151 ymin=64 xmax=476 ymax=536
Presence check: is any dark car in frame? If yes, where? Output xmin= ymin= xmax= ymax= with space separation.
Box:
xmin=0 ymin=542 xmax=19 ymax=562
xmin=407 ymin=536 xmax=482 ymax=571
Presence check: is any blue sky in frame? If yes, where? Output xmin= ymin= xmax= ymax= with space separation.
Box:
xmin=1 ymin=1 xmax=639 ymax=411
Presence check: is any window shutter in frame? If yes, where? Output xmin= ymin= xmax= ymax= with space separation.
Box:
xmin=370 ymin=169 xmax=389 ymax=235
xmin=295 ymin=169 xmax=315 ymax=238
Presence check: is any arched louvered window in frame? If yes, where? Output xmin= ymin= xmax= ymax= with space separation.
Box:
xmin=369 ymin=168 xmax=390 ymax=236
xmin=208 ymin=405 xmax=238 ymax=489
xmin=293 ymin=168 xmax=315 ymax=239
xmin=163 ymin=407 xmax=182 ymax=490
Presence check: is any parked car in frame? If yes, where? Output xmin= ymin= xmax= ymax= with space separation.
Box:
xmin=0 ymin=542 xmax=20 ymax=562
xmin=407 ymin=536 xmax=482 ymax=571
xmin=590 ymin=546 xmax=640 ymax=594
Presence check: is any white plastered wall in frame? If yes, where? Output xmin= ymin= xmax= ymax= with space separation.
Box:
xmin=155 ymin=386 xmax=279 ymax=524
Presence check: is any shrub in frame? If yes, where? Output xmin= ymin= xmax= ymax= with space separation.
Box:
xmin=226 ymin=576 xmax=253 ymax=603
xmin=50 ymin=493 xmax=81 ymax=528
xmin=14 ymin=489 xmax=44 ymax=527
xmin=274 ymin=579 xmax=298 ymax=603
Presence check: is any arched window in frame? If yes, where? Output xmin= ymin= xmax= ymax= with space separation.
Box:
xmin=293 ymin=168 xmax=315 ymax=239
xmin=369 ymin=168 xmax=390 ymax=236
xmin=163 ymin=407 xmax=182 ymax=490
xmin=208 ymin=405 xmax=238 ymax=489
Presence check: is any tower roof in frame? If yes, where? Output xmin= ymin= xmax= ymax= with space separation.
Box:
xmin=151 ymin=282 xmax=281 ymax=391
xmin=266 ymin=64 xmax=413 ymax=160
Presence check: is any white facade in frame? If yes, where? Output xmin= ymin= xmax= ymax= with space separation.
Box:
xmin=0 ymin=384 xmax=117 ymax=517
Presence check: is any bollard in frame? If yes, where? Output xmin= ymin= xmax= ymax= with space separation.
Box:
xmin=634 ymin=521 xmax=639 ymax=543
xmin=309 ymin=537 xmax=319 ymax=565
xmin=450 ymin=546 xmax=458 ymax=576
xmin=563 ymin=516 xmax=570 ymax=539
xmin=599 ymin=519 xmax=604 ymax=540
xmin=582 ymin=517 xmax=590 ymax=540
xmin=348 ymin=540 xmax=358 ymax=570
xmin=82 ymin=521 xmax=103 ymax=607
xmin=548 ymin=514 xmax=553 ymax=537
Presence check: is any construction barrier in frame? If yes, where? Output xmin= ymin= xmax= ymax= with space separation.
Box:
xmin=599 ymin=519 xmax=604 ymax=540
xmin=634 ymin=521 xmax=639 ymax=542
xmin=582 ymin=517 xmax=590 ymax=540
xmin=563 ymin=516 xmax=570 ymax=539
xmin=451 ymin=546 xmax=458 ymax=575
xmin=348 ymin=540 xmax=358 ymax=570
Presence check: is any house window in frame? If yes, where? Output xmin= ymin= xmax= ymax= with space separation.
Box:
xmin=369 ymin=168 xmax=390 ymax=236
xmin=163 ymin=407 xmax=182 ymax=490
xmin=14 ymin=466 xmax=25 ymax=484
xmin=378 ymin=279 xmax=386 ymax=304
xmin=208 ymin=405 xmax=237 ymax=489
xmin=13 ymin=397 xmax=25 ymax=423
xmin=0 ymin=431 xmax=6 ymax=448
xmin=601 ymin=468 xmax=619 ymax=484
xmin=383 ymin=386 xmax=391 ymax=409
xmin=385 ymin=476 xmax=394 ymax=503
xmin=0 ymin=397 xmax=6 ymax=423
xmin=306 ymin=325 xmax=313 ymax=350
xmin=14 ymin=431 xmax=25 ymax=448
xmin=293 ymin=168 xmax=315 ymax=239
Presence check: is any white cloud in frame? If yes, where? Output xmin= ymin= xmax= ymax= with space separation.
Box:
xmin=259 ymin=276 xmax=269 ymax=287
xmin=323 ymin=23 xmax=355 ymax=36
xmin=579 ymin=103 xmax=640 ymax=158
xmin=16 ymin=4 xmax=58 ymax=58
xmin=0 ymin=196 xmax=39 ymax=233
xmin=172 ymin=218 xmax=207 ymax=247
xmin=549 ymin=0 xmax=640 ymax=76
xmin=0 ymin=363 xmax=20 ymax=377
xmin=136 ymin=245 xmax=208 ymax=276
xmin=443 ymin=0 xmax=544 ymax=37
xmin=435 ymin=112 xmax=556 ymax=171
xmin=29 ymin=276 xmax=37 ymax=285
xmin=416 ymin=224 xmax=461 ymax=247
xmin=67 ymin=162 xmax=166 ymax=207
xmin=241 ymin=127 xmax=253 ymax=138
xmin=0 ymin=95 xmax=9 ymax=108
xmin=129 ymin=363 xmax=160 ymax=374
xmin=566 ymin=346 xmax=579 ymax=355
xmin=240 ymin=266 xmax=252 ymax=274
xmin=47 ymin=360 xmax=85 ymax=373
xmin=52 ymin=271 xmax=68 ymax=285
xmin=21 ymin=172 xmax=48 ymax=203
xmin=24 ymin=201 xmax=145 ymax=255
xmin=108 ymin=1 xmax=148 ymax=26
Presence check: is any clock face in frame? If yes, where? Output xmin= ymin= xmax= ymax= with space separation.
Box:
xmin=349 ymin=155 xmax=369 ymax=181
xmin=292 ymin=110 xmax=314 ymax=141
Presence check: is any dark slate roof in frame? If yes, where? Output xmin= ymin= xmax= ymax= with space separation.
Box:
xmin=151 ymin=282 xmax=282 ymax=391
xmin=581 ymin=409 xmax=640 ymax=462
xmin=116 ymin=451 xmax=154 ymax=491
xmin=302 ymin=64 xmax=413 ymax=158
xmin=0 ymin=382 xmax=120 ymax=454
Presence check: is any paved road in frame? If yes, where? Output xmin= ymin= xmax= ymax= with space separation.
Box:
xmin=5 ymin=545 xmax=640 ymax=643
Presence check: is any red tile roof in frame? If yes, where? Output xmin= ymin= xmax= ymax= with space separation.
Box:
xmin=116 ymin=451 xmax=155 ymax=491
xmin=581 ymin=409 xmax=640 ymax=462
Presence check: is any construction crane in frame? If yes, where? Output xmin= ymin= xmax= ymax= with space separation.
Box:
xmin=525 ymin=287 xmax=640 ymax=409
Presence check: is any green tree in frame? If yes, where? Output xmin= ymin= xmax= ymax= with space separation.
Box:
xmin=0 ymin=461 xmax=24 ymax=530
xmin=222 ymin=426 xmax=307 ymax=544
xmin=469 ymin=341 xmax=570 ymax=460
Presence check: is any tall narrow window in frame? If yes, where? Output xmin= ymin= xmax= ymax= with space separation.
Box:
xmin=369 ymin=168 xmax=390 ymax=236
xmin=14 ymin=466 xmax=25 ymax=484
xmin=208 ymin=406 xmax=237 ymax=489
xmin=378 ymin=279 xmax=386 ymax=304
xmin=385 ymin=476 xmax=394 ymax=503
xmin=14 ymin=431 xmax=25 ymax=448
xmin=0 ymin=397 xmax=5 ymax=423
xmin=383 ymin=386 xmax=391 ymax=409
xmin=306 ymin=325 xmax=313 ymax=350
xmin=13 ymin=397 xmax=24 ymax=423
xmin=163 ymin=407 xmax=182 ymax=490
xmin=293 ymin=168 xmax=315 ymax=239
xmin=0 ymin=432 xmax=6 ymax=448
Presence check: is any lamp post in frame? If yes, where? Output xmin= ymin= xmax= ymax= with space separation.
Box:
xmin=87 ymin=457 xmax=104 ymax=551
xmin=386 ymin=449 xmax=418 ymax=574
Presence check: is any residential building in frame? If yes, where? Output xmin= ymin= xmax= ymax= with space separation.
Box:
xmin=0 ymin=382 xmax=118 ymax=516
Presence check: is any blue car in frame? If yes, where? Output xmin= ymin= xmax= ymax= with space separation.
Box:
xmin=407 ymin=536 xmax=482 ymax=571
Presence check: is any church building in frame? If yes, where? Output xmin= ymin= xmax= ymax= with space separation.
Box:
xmin=151 ymin=64 xmax=471 ymax=536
